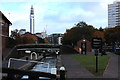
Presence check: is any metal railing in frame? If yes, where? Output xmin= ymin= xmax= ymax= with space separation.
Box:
xmin=30 ymin=52 xmax=38 ymax=60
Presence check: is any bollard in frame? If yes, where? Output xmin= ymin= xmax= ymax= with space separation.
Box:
xmin=60 ymin=66 xmax=66 ymax=80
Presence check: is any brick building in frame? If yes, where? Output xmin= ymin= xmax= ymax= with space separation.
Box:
xmin=74 ymin=38 xmax=92 ymax=54
xmin=0 ymin=11 xmax=12 ymax=58
xmin=0 ymin=11 xmax=12 ymax=49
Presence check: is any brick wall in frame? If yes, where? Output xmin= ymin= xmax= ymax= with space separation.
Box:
xmin=75 ymin=39 xmax=92 ymax=52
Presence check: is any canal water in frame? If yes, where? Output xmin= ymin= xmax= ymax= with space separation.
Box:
xmin=22 ymin=56 xmax=57 ymax=79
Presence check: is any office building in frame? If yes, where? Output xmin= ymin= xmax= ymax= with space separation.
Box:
xmin=108 ymin=1 xmax=120 ymax=28
xmin=47 ymin=34 xmax=64 ymax=45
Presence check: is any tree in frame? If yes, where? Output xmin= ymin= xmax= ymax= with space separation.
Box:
xmin=37 ymin=36 xmax=45 ymax=43
xmin=99 ymin=27 xmax=104 ymax=31
xmin=104 ymin=26 xmax=120 ymax=45
xmin=21 ymin=32 xmax=38 ymax=44
xmin=76 ymin=21 xmax=88 ymax=27
xmin=62 ymin=29 xmax=74 ymax=45
xmin=62 ymin=21 xmax=95 ymax=46
xmin=9 ymin=29 xmax=39 ymax=46
xmin=22 ymin=36 xmax=36 ymax=44
xmin=93 ymin=31 xmax=105 ymax=42
xmin=10 ymin=29 xmax=23 ymax=45
xmin=10 ymin=29 xmax=19 ymax=40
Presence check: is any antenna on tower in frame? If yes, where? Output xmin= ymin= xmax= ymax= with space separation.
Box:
xmin=44 ymin=25 xmax=47 ymax=33
xmin=8 ymin=13 xmax=10 ymax=20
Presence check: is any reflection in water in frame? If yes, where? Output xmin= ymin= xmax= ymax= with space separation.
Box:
xmin=22 ymin=57 xmax=57 ymax=79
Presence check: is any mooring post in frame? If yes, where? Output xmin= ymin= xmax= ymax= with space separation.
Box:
xmin=60 ymin=66 xmax=66 ymax=80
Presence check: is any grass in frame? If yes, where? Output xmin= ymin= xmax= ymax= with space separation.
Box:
xmin=72 ymin=54 xmax=110 ymax=76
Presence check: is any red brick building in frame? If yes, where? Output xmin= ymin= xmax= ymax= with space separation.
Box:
xmin=0 ymin=11 xmax=12 ymax=59
xmin=74 ymin=38 xmax=92 ymax=53
xmin=0 ymin=11 xmax=12 ymax=51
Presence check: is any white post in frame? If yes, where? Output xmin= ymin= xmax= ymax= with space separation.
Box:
xmin=60 ymin=66 xmax=66 ymax=80
xmin=60 ymin=66 xmax=65 ymax=71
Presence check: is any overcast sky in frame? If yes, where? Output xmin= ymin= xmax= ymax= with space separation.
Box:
xmin=0 ymin=0 xmax=118 ymax=34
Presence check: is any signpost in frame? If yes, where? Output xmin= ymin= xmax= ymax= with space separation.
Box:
xmin=94 ymin=49 xmax=99 ymax=72
xmin=92 ymin=37 xmax=102 ymax=73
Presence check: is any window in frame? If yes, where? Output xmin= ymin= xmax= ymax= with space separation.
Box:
xmin=0 ymin=23 xmax=4 ymax=27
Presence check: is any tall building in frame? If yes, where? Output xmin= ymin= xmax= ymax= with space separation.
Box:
xmin=30 ymin=5 xmax=35 ymax=34
xmin=108 ymin=1 xmax=120 ymax=28
xmin=47 ymin=33 xmax=64 ymax=45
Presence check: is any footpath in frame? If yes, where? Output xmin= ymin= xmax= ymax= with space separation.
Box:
xmin=103 ymin=52 xmax=119 ymax=78
xmin=61 ymin=52 xmax=119 ymax=79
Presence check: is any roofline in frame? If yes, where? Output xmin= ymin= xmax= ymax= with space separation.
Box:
xmin=0 ymin=11 xmax=12 ymax=25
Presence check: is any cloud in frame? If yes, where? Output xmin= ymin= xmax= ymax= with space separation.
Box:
xmin=0 ymin=0 xmax=116 ymax=2
xmin=1 ymin=1 xmax=117 ymax=34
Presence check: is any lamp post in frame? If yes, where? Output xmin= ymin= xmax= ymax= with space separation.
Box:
xmin=83 ymin=39 xmax=86 ymax=42
xmin=82 ymin=39 xmax=86 ymax=55
xmin=25 ymin=50 xmax=31 ymax=60
xmin=25 ymin=50 xmax=31 ymax=53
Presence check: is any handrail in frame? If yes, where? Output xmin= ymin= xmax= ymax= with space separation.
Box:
xmin=30 ymin=52 xmax=37 ymax=60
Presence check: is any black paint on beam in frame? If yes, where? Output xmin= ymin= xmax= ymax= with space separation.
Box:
xmin=2 ymin=68 xmax=56 ymax=79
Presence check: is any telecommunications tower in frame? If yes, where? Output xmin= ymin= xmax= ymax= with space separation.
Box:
xmin=30 ymin=5 xmax=35 ymax=34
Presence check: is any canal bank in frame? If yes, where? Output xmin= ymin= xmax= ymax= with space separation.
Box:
xmin=61 ymin=52 xmax=119 ymax=79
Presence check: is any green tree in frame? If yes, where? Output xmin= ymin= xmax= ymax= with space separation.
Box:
xmin=9 ymin=29 xmax=39 ymax=45
xmin=104 ymin=26 xmax=120 ymax=45
xmin=76 ymin=21 xmax=88 ymax=27
xmin=62 ymin=21 xmax=95 ymax=46
xmin=22 ymin=36 xmax=36 ymax=44
xmin=10 ymin=29 xmax=23 ymax=45
xmin=99 ymin=27 xmax=104 ymax=31
xmin=93 ymin=31 xmax=105 ymax=42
